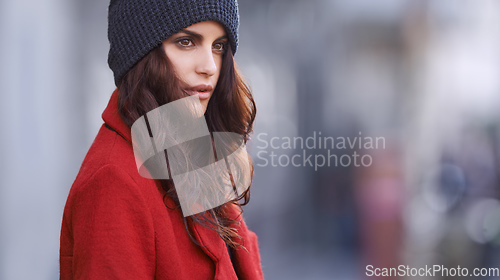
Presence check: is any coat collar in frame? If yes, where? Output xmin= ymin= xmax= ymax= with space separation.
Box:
xmin=102 ymin=89 xmax=132 ymax=143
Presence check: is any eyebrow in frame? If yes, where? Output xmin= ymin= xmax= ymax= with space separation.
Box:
xmin=178 ymin=29 xmax=227 ymax=41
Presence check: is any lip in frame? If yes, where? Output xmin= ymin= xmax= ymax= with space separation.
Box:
xmin=185 ymin=84 xmax=213 ymax=100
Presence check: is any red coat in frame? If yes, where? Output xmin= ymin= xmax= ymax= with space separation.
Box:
xmin=60 ymin=90 xmax=264 ymax=279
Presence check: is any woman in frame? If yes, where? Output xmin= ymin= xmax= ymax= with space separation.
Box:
xmin=59 ymin=0 xmax=263 ymax=279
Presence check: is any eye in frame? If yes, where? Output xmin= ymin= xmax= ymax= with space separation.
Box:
xmin=213 ymin=42 xmax=225 ymax=52
xmin=177 ymin=38 xmax=193 ymax=47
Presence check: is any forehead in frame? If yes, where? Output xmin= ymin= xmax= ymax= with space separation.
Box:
xmin=181 ymin=21 xmax=227 ymax=37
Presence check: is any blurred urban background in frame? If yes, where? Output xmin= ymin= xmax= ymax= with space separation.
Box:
xmin=1 ymin=0 xmax=500 ymax=279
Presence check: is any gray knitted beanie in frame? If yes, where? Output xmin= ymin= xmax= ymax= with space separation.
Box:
xmin=108 ymin=0 xmax=239 ymax=86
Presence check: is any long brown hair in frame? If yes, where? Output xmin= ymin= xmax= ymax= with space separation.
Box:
xmin=117 ymin=43 xmax=256 ymax=249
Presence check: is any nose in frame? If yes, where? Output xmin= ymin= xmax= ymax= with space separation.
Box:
xmin=195 ymin=47 xmax=217 ymax=77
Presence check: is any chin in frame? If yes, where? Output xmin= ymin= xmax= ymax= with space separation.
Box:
xmin=200 ymin=100 xmax=210 ymax=113
xmin=201 ymin=104 xmax=209 ymax=114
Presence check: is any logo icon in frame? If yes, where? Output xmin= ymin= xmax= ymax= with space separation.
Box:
xmin=131 ymin=95 xmax=251 ymax=216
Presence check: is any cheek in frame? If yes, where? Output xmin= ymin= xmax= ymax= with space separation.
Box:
xmin=169 ymin=55 xmax=192 ymax=80
xmin=215 ymin=57 xmax=223 ymax=77
xmin=163 ymin=46 xmax=190 ymax=78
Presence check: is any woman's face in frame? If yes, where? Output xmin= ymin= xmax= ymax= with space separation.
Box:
xmin=162 ymin=21 xmax=228 ymax=112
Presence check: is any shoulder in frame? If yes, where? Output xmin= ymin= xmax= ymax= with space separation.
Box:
xmin=63 ymin=157 xmax=159 ymax=240
xmin=75 ymin=125 xmax=137 ymax=181
xmin=66 ymin=164 xmax=152 ymax=223
xmin=67 ymin=125 xmax=157 ymax=208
